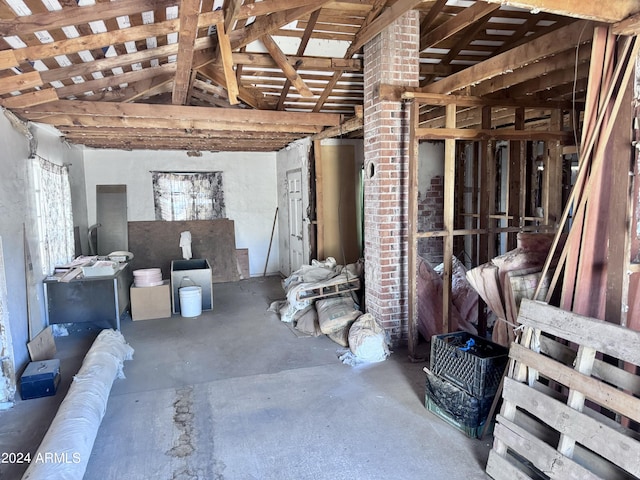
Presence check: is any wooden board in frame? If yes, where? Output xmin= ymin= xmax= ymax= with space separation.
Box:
xmin=27 ymin=326 xmax=56 ymax=361
xmin=128 ymin=219 xmax=239 ymax=283
xmin=319 ymin=144 xmax=360 ymax=265
xmin=487 ymin=299 xmax=640 ymax=480
xmin=236 ymin=248 xmax=249 ymax=279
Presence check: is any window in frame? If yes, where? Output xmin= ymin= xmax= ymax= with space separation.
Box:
xmin=32 ymin=156 xmax=75 ymax=275
xmin=151 ymin=171 xmax=226 ymax=221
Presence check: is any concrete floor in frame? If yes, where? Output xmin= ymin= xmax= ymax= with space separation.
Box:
xmin=0 ymin=276 xmax=492 ymax=480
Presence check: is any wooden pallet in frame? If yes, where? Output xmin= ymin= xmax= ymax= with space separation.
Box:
xmin=486 ymin=299 xmax=640 ymax=480
xmin=295 ymin=275 xmax=360 ymax=302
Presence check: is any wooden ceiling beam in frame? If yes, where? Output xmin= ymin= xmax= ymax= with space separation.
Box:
xmin=420 ymin=2 xmax=500 ymax=51
xmin=172 ymin=0 xmax=201 ymax=105
xmin=67 ymin=138 xmax=294 ymax=151
xmin=261 ymin=34 xmax=313 ymax=97
xmin=313 ymin=0 xmax=417 ymax=112
xmin=229 ymin=1 xmax=333 ymax=51
xmin=470 ymin=43 xmax=591 ymax=96
xmin=496 ymin=62 xmax=590 ymax=99
xmin=422 ymin=20 xmax=594 ymax=95
xmin=232 ymin=53 xmax=361 ymax=72
xmin=312 ymin=112 xmax=363 ymax=140
xmin=420 ymin=105 xmax=555 ymax=129
xmin=38 ymin=44 xmax=179 ymax=85
xmin=0 ymin=88 xmax=58 ymax=108
xmin=0 ymin=50 xmax=18 ymax=70
xmin=613 ymin=10 xmax=640 ymax=34
xmin=60 ymin=125 xmax=302 ymax=140
xmin=347 ymin=0 xmax=425 ymax=56
xmin=22 ymin=112 xmax=326 ymax=134
xmin=483 ymin=0 xmax=640 ymax=23
xmin=197 ymin=63 xmax=265 ymax=109
xmin=0 ymin=70 xmax=42 ymax=95
xmin=55 ymin=63 xmax=176 ymax=99
xmin=0 ymin=0 xmax=178 ymax=36
xmin=12 ymin=19 xmax=179 ymax=64
xmin=277 ymin=8 xmax=321 ymax=110
xmin=224 ymin=0 xmax=243 ymax=33
xmin=237 ymin=0 xmax=320 ymax=20
xmin=216 ymin=21 xmax=240 ymax=104
xmin=9 ymin=11 xmax=222 ymax=64
xmin=18 ymin=99 xmax=341 ymax=127
xmin=419 ymin=0 xmax=448 ymax=33
xmin=95 ymin=75 xmax=174 ymax=103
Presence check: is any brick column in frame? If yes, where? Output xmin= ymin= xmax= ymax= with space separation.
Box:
xmin=363 ymin=11 xmax=419 ymax=345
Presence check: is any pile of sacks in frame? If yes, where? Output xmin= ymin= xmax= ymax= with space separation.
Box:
xmin=270 ymin=257 xmax=390 ymax=364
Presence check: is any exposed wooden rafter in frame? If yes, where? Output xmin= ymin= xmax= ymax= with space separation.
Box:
xmin=0 ymin=0 xmax=610 ymax=151
xmin=172 ymin=0 xmax=201 ymax=105
xmin=483 ymin=0 xmax=640 ymax=23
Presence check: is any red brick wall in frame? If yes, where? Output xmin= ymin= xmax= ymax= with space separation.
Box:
xmin=363 ymin=11 xmax=419 ymax=345
xmin=418 ymin=175 xmax=444 ymax=265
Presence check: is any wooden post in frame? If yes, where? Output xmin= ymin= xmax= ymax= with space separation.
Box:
xmin=479 ymin=106 xmax=494 ymax=264
xmin=314 ymin=139 xmax=324 ymax=260
xmin=507 ymin=107 xmax=525 ymax=250
xmin=605 ymin=57 xmax=633 ymax=325
xmin=544 ymin=109 xmax=563 ymax=227
xmin=408 ymin=100 xmax=420 ymax=358
xmin=442 ymin=103 xmax=456 ymax=334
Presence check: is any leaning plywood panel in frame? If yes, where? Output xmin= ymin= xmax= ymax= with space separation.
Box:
xmin=487 ymin=299 xmax=640 ymax=480
xmin=128 ymin=219 xmax=239 ymax=283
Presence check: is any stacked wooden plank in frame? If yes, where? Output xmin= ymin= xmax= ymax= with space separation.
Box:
xmin=486 ymin=299 xmax=640 ymax=480
xmin=534 ymin=28 xmax=639 ymax=324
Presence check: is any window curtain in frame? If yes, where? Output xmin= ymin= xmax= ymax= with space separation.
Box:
xmin=33 ymin=156 xmax=75 ymax=275
xmin=152 ymin=172 xmax=225 ymax=221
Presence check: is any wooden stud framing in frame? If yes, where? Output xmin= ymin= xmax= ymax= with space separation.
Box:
xmin=407 ymin=92 xmax=568 ymax=345
xmin=408 ymin=100 xmax=420 ymax=358
xmin=442 ymin=103 xmax=456 ymax=335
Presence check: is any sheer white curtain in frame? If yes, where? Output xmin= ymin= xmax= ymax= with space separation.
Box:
xmin=152 ymin=172 xmax=225 ymax=221
xmin=32 ymin=156 xmax=75 ymax=275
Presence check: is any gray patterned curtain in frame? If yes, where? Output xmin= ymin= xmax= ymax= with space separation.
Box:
xmin=151 ymin=171 xmax=226 ymax=221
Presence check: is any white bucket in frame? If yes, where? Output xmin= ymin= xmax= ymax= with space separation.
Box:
xmin=179 ymin=286 xmax=202 ymax=317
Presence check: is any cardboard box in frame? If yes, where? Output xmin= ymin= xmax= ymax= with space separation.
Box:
xmin=21 ymin=359 xmax=61 ymax=400
xmin=130 ymin=280 xmax=171 ymax=321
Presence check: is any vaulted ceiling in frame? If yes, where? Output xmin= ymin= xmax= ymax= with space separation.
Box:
xmin=0 ymin=0 xmax=639 ymax=151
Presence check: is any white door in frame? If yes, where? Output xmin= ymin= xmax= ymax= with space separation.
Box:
xmin=287 ymin=169 xmax=304 ymax=274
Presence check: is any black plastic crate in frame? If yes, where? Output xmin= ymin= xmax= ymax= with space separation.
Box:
xmin=430 ymin=331 xmax=509 ymax=398
xmin=424 ymin=368 xmax=494 ymax=438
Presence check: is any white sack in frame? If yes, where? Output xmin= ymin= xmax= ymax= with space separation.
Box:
xmin=316 ymin=296 xmax=361 ymax=334
xmin=347 ymin=313 xmax=390 ymax=363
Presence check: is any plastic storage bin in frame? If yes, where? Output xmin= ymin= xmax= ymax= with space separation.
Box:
xmin=21 ymin=359 xmax=61 ymax=400
xmin=171 ymin=259 xmax=213 ymax=314
xmin=430 ymin=331 xmax=509 ymax=398
xmin=424 ymin=368 xmax=494 ymax=438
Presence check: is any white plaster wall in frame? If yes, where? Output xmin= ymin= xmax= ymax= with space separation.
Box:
xmin=276 ymin=138 xmax=312 ymax=276
xmin=82 ymin=149 xmax=279 ymax=276
xmin=0 ymin=113 xmax=30 ymax=385
xmin=0 ymin=115 xmax=85 ymax=380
